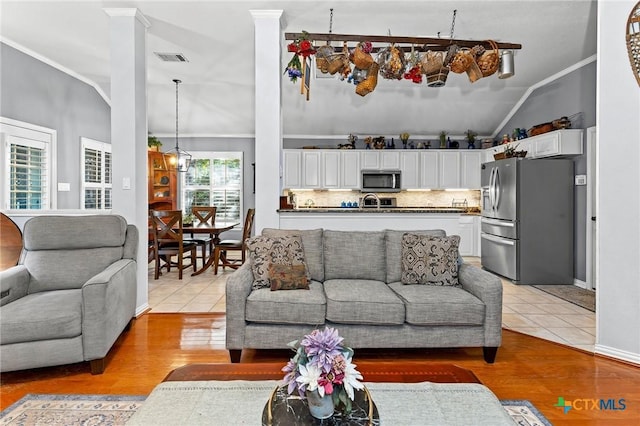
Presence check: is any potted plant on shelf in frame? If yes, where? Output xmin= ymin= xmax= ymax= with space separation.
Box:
xmin=439 ymin=131 xmax=447 ymax=149
xmin=148 ymin=134 xmax=162 ymax=151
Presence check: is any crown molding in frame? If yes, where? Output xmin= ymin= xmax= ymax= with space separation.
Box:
xmin=1 ymin=37 xmax=111 ymax=107
xmin=492 ymin=54 xmax=597 ymax=138
xmin=103 ymin=8 xmax=151 ymax=28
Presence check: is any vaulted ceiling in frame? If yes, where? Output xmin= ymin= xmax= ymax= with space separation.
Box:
xmin=0 ymin=1 xmax=597 ymax=139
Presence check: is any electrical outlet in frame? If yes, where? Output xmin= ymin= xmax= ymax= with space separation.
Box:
xmin=575 ymin=175 xmax=587 ymax=186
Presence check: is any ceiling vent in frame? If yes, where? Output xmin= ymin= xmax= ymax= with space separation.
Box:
xmin=154 ymin=52 xmax=189 ymax=62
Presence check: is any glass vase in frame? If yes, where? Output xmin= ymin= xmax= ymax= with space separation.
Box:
xmin=306 ymin=389 xmax=334 ymax=420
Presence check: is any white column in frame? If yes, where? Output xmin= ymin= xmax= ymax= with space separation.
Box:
xmin=104 ymin=8 xmax=150 ymax=314
xmin=595 ymin=0 xmax=640 ymax=364
xmin=250 ymin=10 xmax=283 ymax=234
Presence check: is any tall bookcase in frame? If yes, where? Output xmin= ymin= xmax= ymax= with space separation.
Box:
xmin=148 ymin=150 xmax=177 ymax=211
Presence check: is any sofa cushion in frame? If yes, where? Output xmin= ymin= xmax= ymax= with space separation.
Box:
xmin=389 ymin=282 xmax=485 ymax=325
xmin=246 ymin=281 xmax=326 ymax=325
xmin=269 ymin=264 xmax=310 ymax=291
xmin=246 ymin=235 xmax=310 ymax=290
xmin=401 ymin=234 xmax=461 ymax=287
xmin=0 ymin=289 xmax=82 ymax=345
xmin=324 ymin=279 xmax=405 ymax=325
xmin=262 ymin=228 xmax=324 ymax=282
xmin=385 ymin=229 xmax=447 ymax=283
xmin=323 ymin=231 xmax=386 ymax=281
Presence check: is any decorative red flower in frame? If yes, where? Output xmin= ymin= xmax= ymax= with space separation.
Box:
xmin=287 ymin=42 xmax=299 ymax=53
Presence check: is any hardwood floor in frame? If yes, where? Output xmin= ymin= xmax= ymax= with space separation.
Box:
xmin=1 ymin=313 xmax=639 ymax=425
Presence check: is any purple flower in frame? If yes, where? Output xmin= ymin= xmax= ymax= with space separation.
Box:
xmin=301 ymin=327 xmax=344 ymax=373
xmin=282 ymin=359 xmax=302 ymax=395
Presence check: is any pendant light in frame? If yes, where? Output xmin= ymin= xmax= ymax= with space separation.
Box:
xmin=166 ymin=78 xmax=192 ymax=172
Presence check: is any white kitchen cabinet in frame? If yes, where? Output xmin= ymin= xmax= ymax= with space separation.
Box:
xmin=458 ymin=215 xmax=479 ymax=256
xmin=419 ymin=152 xmax=439 ymax=189
xmin=400 ymin=152 xmax=420 ymax=188
xmin=360 ymin=151 xmax=380 ymax=169
xmin=340 ymin=151 xmax=361 ymax=188
xmin=460 ymin=151 xmax=482 ymax=189
xmin=322 ymin=151 xmax=341 ymax=188
xmin=380 ymin=151 xmax=401 ymax=169
xmin=283 ymin=150 xmax=302 ymax=188
xmin=302 ymin=151 xmax=322 ymax=188
xmin=532 ymin=129 xmax=583 ymax=158
xmin=439 ymin=151 xmax=460 ymax=188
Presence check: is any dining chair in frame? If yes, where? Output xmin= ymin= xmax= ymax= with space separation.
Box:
xmin=213 ymin=208 xmax=255 ymax=275
xmin=184 ymin=206 xmax=217 ymax=266
xmin=150 ymin=210 xmax=198 ymax=280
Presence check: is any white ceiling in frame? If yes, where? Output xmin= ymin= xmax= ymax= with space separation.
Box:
xmin=0 ymin=0 xmax=597 ymax=139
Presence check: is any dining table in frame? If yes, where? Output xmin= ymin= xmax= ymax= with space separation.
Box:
xmin=183 ymin=221 xmax=239 ymax=276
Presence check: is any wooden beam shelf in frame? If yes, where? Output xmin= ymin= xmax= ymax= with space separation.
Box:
xmin=285 ymin=32 xmax=522 ymax=52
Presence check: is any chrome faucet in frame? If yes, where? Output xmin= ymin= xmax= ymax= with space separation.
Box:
xmin=362 ymin=193 xmax=381 ymax=208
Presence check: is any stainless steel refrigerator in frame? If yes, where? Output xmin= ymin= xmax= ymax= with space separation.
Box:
xmin=481 ymin=157 xmax=574 ymax=284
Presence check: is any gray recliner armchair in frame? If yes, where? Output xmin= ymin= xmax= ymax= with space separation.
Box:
xmin=0 ymin=214 xmax=138 ymax=374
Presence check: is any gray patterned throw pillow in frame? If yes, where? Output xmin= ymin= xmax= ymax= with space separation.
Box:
xmin=401 ymin=233 xmax=461 ymax=287
xmin=246 ymin=235 xmax=310 ymax=290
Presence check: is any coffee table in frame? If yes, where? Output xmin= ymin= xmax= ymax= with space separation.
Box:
xmin=128 ymin=363 xmax=515 ymax=425
xmin=162 ymin=361 xmax=481 ymax=384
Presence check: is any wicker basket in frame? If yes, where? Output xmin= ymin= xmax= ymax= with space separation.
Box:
xmin=353 ymin=44 xmax=374 ymax=70
xmin=449 ymin=49 xmax=474 ymax=73
xmin=626 ymin=2 xmax=640 ymax=87
xmin=355 ymin=62 xmax=379 ymax=96
xmin=421 ymin=51 xmax=444 ymax=75
xmin=426 ymin=66 xmax=450 ymax=87
xmin=476 ymin=40 xmax=500 ymax=77
xmin=493 ymin=152 xmax=506 ymax=160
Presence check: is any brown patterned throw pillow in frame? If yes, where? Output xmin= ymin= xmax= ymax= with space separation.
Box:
xmin=246 ymin=235 xmax=309 ymax=290
xmin=401 ymin=233 xmax=461 ymax=286
xmin=269 ymin=264 xmax=310 ymax=291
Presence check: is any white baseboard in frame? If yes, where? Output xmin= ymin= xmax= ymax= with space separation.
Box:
xmin=573 ymin=279 xmax=589 ymax=289
xmin=595 ymin=344 xmax=640 ymax=366
xmin=135 ymin=303 xmax=151 ymax=317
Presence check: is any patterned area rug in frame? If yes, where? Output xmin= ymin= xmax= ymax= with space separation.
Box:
xmin=533 ymin=284 xmax=596 ymax=312
xmin=0 ymin=394 xmax=550 ymax=425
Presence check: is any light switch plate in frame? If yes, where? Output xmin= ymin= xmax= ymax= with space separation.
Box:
xmin=122 ymin=177 xmax=131 ymax=190
xmin=575 ymin=175 xmax=587 ymax=186
xmin=57 ymin=182 xmax=71 ymax=191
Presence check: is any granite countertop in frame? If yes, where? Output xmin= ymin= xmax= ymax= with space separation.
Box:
xmin=278 ymin=207 xmax=481 ymax=214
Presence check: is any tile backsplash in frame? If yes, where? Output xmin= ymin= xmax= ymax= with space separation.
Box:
xmin=287 ymin=190 xmax=480 ymax=208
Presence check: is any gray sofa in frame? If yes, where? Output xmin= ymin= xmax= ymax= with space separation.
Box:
xmin=0 ymin=214 xmax=138 ymax=374
xmin=226 ymin=228 xmax=503 ymax=364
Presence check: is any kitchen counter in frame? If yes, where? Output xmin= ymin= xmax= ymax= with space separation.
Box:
xmin=278 ymin=207 xmax=480 ymax=215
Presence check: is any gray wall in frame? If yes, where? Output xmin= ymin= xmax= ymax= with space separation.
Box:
xmin=156 ymin=136 xmax=256 ymax=240
xmin=0 ymin=42 xmax=111 ymax=209
xmin=497 ymin=61 xmax=596 ymax=282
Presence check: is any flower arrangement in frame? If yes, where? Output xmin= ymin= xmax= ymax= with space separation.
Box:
xmin=284 ymin=31 xmax=316 ymax=83
xmin=282 ymin=327 xmax=364 ymax=413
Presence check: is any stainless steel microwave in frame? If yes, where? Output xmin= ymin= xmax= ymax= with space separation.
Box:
xmin=361 ymin=169 xmax=401 ymax=192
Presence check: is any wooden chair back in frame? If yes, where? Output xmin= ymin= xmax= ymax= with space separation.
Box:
xmin=150 ymin=210 xmax=184 ymax=245
xmin=241 ymin=208 xmax=255 ymax=244
xmin=192 ymin=206 xmax=217 ymax=227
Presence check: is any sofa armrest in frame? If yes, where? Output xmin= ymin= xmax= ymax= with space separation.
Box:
xmin=0 ymin=265 xmax=30 ymax=306
xmin=458 ymin=263 xmax=503 ymax=347
xmin=81 ymin=259 xmax=137 ymax=360
xmin=225 ymin=262 xmax=254 ymax=350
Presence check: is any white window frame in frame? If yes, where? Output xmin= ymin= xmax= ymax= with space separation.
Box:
xmin=80 ymin=137 xmax=112 ymax=210
xmin=181 ymin=151 xmax=243 ymax=222
xmin=0 ymin=117 xmax=57 ymax=210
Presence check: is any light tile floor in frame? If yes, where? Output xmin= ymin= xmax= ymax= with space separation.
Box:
xmin=148 ymin=257 xmax=596 ymax=352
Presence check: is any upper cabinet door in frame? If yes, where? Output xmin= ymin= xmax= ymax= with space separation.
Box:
xmin=341 ymin=151 xmax=361 ymax=189
xmin=302 ymin=151 xmax=322 ymax=188
xmin=460 ymin=151 xmax=482 ymax=189
xmin=400 ymin=152 xmax=420 ymax=189
xmin=322 ymin=151 xmax=341 ymax=188
xmin=419 ymin=152 xmax=439 ymax=189
xmin=439 ymin=151 xmax=461 ymax=189
xmin=283 ymin=150 xmax=302 ymax=188
xmin=380 ymin=151 xmax=400 ymax=169
xmin=360 ymin=151 xmax=380 ymax=169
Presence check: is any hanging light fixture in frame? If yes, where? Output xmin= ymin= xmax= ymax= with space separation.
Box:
xmin=165 ymin=78 xmax=192 ymax=172
xmin=498 ymin=50 xmax=515 ymax=79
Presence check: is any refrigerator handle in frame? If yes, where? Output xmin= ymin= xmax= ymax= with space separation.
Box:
xmin=494 ymin=167 xmax=501 ymax=209
xmin=489 ymin=167 xmax=497 ymax=209
xmin=481 ymin=217 xmax=515 ymax=227
xmin=481 ymin=233 xmax=516 ymax=246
